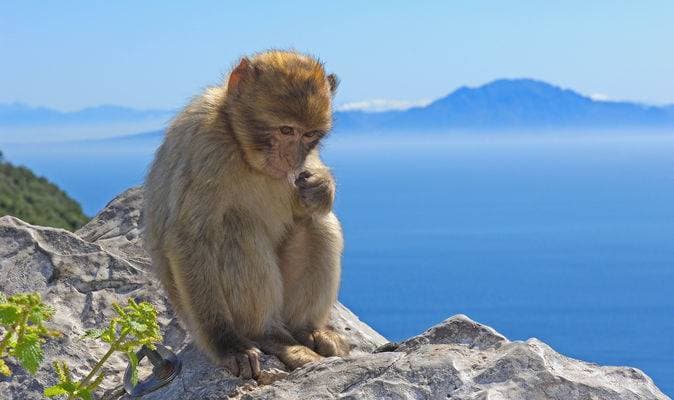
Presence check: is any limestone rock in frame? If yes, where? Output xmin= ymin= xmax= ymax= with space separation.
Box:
xmin=245 ymin=315 xmax=667 ymax=399
xmin=0 ymin=188 xmax=385 ymax=399
xmin=0 ymin=188 xmax=667 ymax=399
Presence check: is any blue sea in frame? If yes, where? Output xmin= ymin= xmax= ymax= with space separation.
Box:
xmin=2 ymin=132 xmax=673 ymax=394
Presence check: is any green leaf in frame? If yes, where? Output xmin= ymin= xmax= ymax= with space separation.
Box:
xmin=82 ymin=329 xmax=103 ymax=340
xmin=0 ymin=358 xmax=11 ymax=376
xmin=53 ymin=361 xmax=70 ymax=383
xmin=44 ymin=385 xmax=69 ymax=397
xmin=100 ymin=327 xmax=115 ymax=344
xmin=127 ymin=351 xmax=139 ymax=385
xmin=13 ymin=333 xmax=43 ymax=374
xmin=78 ymin=387 xmax=94 ymax=400
xmin=129 ymin=320 xmax=147 ymax=333
xmin=112 ymin=303 xmax=125 ymax=318
xmin=29 ymin=304 xmax=54 ymax=325
xmin=0 ymin=303 xmax=20 ymax=325
xmin=58 ymin=382 xmax=80 ymax=393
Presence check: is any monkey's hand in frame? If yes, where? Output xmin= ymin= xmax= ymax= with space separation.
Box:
xmin=294 ymin=169 xmax=335 ymax=215
xmin=221 ymin=347 xmax=262 ymax=380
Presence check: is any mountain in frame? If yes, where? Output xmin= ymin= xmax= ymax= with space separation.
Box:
xmin=333 ymin=79 xmax=674 ymax=132
xmin=0 ymin=103 xmax=173 ymax=126
xmin=0 ymin=103 xmax=174 ymax=142
xmin=0 ymin=151 xmax=88 ymax=230
xmin=2 ymin=79 xmax=673 ymax=136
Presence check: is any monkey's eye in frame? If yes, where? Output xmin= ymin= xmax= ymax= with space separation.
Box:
xmin=280 ymin=126 xmax=294 ymax=135
xmin=303 ymin=131 xmax=321 ymax=139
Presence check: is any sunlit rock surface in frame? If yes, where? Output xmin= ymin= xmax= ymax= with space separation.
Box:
xmin=0 ymin=188 xmax=667 ymax=399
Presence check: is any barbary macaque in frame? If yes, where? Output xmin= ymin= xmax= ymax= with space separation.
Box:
xmin=143 ymin=50 xmax=348 ymax=379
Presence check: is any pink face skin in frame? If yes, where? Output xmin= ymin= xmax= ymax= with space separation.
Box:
xmin=264 ymin=125 xmax=323 ymax=179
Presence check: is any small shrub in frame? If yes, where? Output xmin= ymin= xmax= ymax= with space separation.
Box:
xmin=0 ymin=292 xmax=59 ymax=376
xmin=45 ymin=298 xmax=162 ymax=400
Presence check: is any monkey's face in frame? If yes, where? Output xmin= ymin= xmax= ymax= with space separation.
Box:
xmin=263 ymin=124 xmax=326 ymax=178
xmin=226 ymin=51 xmax=338 ymax=180
xmin=235 ymin=98 xmax=332 ymax=179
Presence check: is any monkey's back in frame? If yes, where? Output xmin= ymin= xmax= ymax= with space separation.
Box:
xmin=143 ymin=88 xmax=231 ymax=253
xmin=143 ymin=86 xmax=296 ymax=260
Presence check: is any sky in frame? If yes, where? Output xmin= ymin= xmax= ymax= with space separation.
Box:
xmin=1 ymin=1 xmax=674 ymax=112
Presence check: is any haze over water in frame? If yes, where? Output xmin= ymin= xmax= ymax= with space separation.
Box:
xmin=2 ymin=132 xmax=673 ymax=394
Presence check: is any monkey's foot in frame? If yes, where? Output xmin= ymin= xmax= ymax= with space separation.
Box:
xmin=221 ymin=347 xmax=262 ymax=380
xmin=278 ymin=344 xmax=323 ymax=370
xmin=299 ymin=328 xmax=351 ymax=357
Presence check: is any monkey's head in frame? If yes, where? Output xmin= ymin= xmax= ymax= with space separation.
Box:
xmin=225 ymin=50 xmax=338 ymax=179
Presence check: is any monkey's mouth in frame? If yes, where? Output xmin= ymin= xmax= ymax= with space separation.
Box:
xmin=265 ymin=160 xmax=296 ymax=179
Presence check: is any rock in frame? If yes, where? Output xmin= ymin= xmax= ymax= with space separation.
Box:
xmin=245 ymin=316 xmax=667 ymax=400
xmin=0 ymin=187 xmax=386 ymax=400
xmin=75 ymin=187 xmax=147 ymax=265
xmin=0 ymin=188 xmax=668 ymax=399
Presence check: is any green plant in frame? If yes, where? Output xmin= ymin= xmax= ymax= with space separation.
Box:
xmin=44 ymin=298 xmax=162 ymax=400
xmin=0 ymin=292 xmax=58 ymax=376
xmin=0 ymin=158 xmax=89 ymax=231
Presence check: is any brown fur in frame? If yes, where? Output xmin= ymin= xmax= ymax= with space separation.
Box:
xmin=143 ymin=50 xmax=346 ymax=380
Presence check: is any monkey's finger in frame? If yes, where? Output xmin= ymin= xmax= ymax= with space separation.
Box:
xmin=300 ymin=183 xmax=329 ymax=203
xmin=246 ymin=349 xmax=261 ymax=379
xmin=304 ymin=331 xmax=317 ymax=350
xmin=324 ymin=329 xmax=351 ymax=355
xmin=314 ymin=331 xmax=338 ymax=357
xmin=295 ymin=171 xmax=319 ymax=188
xmin=237 ymin=353 xmax=253 ymax=380
xmin=298 ymin=170 xmax=313 ymax=180
xmin=222 ymin=355 xmax=240 ymax=377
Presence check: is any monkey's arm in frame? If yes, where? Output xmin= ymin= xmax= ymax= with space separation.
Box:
xmin=293 ymin=151 xmax=335 ymax=217
xmin=279 ymin=211 xmax=347 ymax=357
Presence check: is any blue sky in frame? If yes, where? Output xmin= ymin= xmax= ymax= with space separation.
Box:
xmin=2 ymin=1 xmax=673 ymax=111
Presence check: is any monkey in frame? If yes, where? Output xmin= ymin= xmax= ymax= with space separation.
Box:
xmin=142 ymin=50 xmax=349 ymax=380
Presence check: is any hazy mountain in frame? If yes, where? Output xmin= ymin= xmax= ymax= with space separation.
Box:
xmin=2 ymin=80 xmax=673 ymax=137
xmin=334 ymin=79 xmax=674 ymax=132
xmin=0 ymin=103 xmax=173 ymax=126
xmin=0 ymin=103 xmax=174 ymax=142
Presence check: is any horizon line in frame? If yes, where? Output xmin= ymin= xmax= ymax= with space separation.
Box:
xmin=2 ymin=77 xmax=673 ymax=115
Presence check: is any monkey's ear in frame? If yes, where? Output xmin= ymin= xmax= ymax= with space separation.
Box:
xmin=227 ymin=57 xmax=252 ymax=93
xmin=327 ymin=73 xmax=339 ymax=95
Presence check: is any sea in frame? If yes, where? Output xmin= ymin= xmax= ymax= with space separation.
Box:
xmin=1 ymin=131 xmax=673 ymax=394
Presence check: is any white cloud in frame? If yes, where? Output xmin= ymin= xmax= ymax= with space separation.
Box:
xmin=335 ymin=98 xmax=433 ymax=112
xmin=589 ymin=93 xmax=610 ymax=101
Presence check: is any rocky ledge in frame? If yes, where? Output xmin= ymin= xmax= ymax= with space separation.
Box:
xmin=0 ymin=188 xmax=668 ymax=399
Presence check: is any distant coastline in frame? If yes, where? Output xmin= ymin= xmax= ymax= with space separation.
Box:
xmin=1 ymin=79 xmax=674 ymax=143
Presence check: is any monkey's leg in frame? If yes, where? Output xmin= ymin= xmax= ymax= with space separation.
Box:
xmin=166 ymin=215 xmax=284 ymax=379
xmin=279 ymin=212 xmax=350 ymax=357
xmin=149 ymin=251 xmax=187 ymax=322
xmin=167 ymin=251 xmax=262 ymax=379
